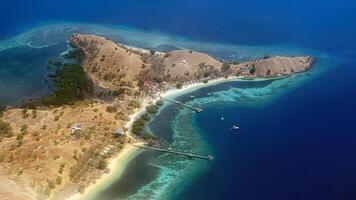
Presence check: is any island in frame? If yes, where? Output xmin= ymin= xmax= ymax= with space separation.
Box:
xmin=0 ymin=33 xmax=314 ymax=200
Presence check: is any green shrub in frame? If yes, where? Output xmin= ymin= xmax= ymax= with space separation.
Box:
xmin=0 ymin=120 xmax=13 ymax=138
xmin=141 ymin=113 xmax=150 ymax=121
xmin=176 ymin=83 xmax=183 ymax=89
xmin=249 ymin=66 xmax=256 ymax=75
xmin=22 ymin=60 xmax=94 ymax=107
xmin=0 ymin=105 xmax=5 ymax=117
xmin=221 ymin=63 xmax=231 ymax=73
xmin=112 ymin=88 xmax=126 ymax=96
xmin=106 ymin=106 xmax=117 ymax=113
xmin=263 ymin=55 xmax=272 ymax=59
xmin=129 ymin=100 xmax=141 ymax=108
xmin=97 ymin=159 xmax=108 ymax=170
xmin=56 ymin=176 xmax=62 ymax=185
xmin=156 ymin=100 xmax=164 ymax=106
xmin=141 ymin=132 xmax=154 ymax=140
xmin=146 ymin=105 xmax=158 ymax=113
xmin=267 ymin=69 xmax=271 ymax=76
xmin=22 ymin=109 xmax=29 ymax=118
xmin=16 ymin=134 xmax=23 ymax=140
xmin=20 ymin=125 xmax=28 ymax=134
xmin=47 ymin=179 xmax=56 ymax=189
xmin=62 ymin=48 xmax=85 ymax=63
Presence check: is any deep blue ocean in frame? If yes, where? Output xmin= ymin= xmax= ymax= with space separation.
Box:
xmin=0 ymin=1 xmax=356 ymax=200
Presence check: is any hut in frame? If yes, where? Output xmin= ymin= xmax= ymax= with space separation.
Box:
xmin=71 ymin=124 xmax=82 ymax=134
xmin=113 ymin=128 xmax=126 ymax=137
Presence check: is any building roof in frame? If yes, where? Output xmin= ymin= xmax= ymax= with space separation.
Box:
xmin=114 ymin=128 xmax=125 ymax=135
xmin=72 ymin=124 xmax=82 ymax=129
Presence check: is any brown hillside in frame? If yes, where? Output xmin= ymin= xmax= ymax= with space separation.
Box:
xmin=71 ymin=34 xmax=144 ymax=89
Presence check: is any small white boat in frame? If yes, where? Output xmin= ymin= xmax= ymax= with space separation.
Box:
xmin=221 ymin=116 xmax=224 ymax=120
xmin=231 ymin=125 xmax=239 ymax=130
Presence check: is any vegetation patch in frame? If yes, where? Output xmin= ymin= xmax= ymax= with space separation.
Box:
xmin=0 ymin=120 xmax=13 ymax=138
xmin=156 ymin=100 xmax=164 ymax=106
xmin=106 ymin=106 xmax=118 ymax=113
xmin=249 ymin=66 xmax=256 ymax=75
xmin=0 ymin=105 xmax=5 ymax=117
xmin=22 ymin=46 xmax=93 ymax=108
xmin=131 ymin=113 xmax=151 ymax=136
xmin=146 ymin=105 xmax=159 ymax=113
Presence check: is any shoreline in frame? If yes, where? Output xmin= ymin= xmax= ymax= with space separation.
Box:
xmin=66 ymin=143 xmax=143 ymax=200
xmin=65 ymin=74 xmax=280 ymax=200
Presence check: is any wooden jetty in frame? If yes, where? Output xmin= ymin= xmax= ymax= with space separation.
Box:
xmin=161 ymin=97 xmax=202 ymax=113
xmin=133 ymin=144 xmax=214 ymax=161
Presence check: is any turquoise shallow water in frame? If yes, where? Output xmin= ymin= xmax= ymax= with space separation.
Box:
xmin=95 ymin=58 xmax=339 ymax=200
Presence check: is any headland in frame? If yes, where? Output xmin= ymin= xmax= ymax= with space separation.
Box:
xmin=0 ymin=33 xmax=314 ymax=200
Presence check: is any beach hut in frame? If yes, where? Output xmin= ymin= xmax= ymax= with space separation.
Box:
xmin=71 ymin=124 xmax=82 ymax=134
xmin=113 ymin=128 xmax=126 ymax=137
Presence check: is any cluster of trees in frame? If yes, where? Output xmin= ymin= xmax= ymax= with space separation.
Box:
xmin=131 ymin=113 xmax=156 ymax=141
xmin=146 ymin=105 xmax=159 ymax=113
xmin=156 ymin=100 xmax=164 ymax=106
xmin=131 ymin=113 xmax=150 ymax=135
xmin=249 ymin=65 xmax=256 ymax=75
xmin=132 ymin=101 xmax=165 ymax=138
xmin=22 ymin=47 xmax=93 ymax=108
xmin=63 ymin=45 xmax=85 ymax=63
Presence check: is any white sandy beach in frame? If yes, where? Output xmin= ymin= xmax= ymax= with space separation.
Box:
xmin=65 ymin=75 xmax=258 ymax=200
xmin=66 ymin=143 xmax=143 ymax=200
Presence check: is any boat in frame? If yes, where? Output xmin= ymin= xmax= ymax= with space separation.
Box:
xmin=231 ymin=125 xmax=239 ymax=130
xmin=221 ymin=116 xmax=224 ymax=120
xmin=208 ymin=155 xmax=214 ymax=160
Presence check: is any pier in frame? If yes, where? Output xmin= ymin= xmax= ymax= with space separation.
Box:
xmin=133 ymin=144 xmax=214 ymax=161
xmin=161 ymin=97 xmax=203 ymax=113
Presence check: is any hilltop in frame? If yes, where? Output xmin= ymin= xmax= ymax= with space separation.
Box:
xmin=71 ymin=34 xmax=314 ymax=89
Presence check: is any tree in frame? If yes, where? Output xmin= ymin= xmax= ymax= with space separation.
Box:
xmin=176 ymin=83 xmax=183 ymax=89
xmin=0 ymin=105 xmax=5 ymax=117
xmin=156 ymin=100 xmax=164 ymax=106
xmin=42 ymin=63 xmax=94 ymax=106
xmin=146 ymin=105 xmax=159 ymax=113
xmin=0 ymin=120 xmax=13 ymax=138
xmin=249 ymin=66 xmax=256 ymax=75
xmin=267 ymin=69 xmax=271 ymax=76
xmin=106 ymin=106 xmax=118 ymax=113
xmin=97 ymin=159 xmax=108 ymax=170
xmin=263 ymin=55 xmax=272 ymax=59
xmin=221 ymin=63 xmax=231 ymax=73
